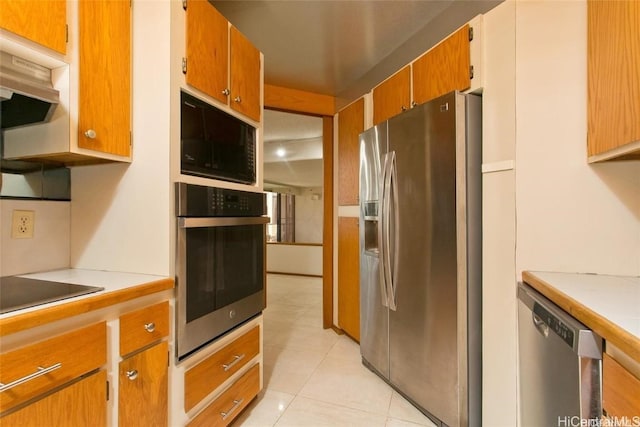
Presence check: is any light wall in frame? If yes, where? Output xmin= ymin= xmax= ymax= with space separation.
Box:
xmin=482 ymin=1 xmax=640 ymax=426
xmin=1 ymin=199 xmax=70 ymax=276
xmin=514 ymin=1 xmax=640 ymax=277
xmin=70 ymin=2 xmax=172 ymax=276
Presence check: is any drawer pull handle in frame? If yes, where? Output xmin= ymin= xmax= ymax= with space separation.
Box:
xmin=222 ymin=354 xmax=245 ymax=372
xmin=220 ymin=398 xmax=244 ymax=420
xmin=144 ymin=322 xmax=156 ymax=333
xmin=126 ymin=370 xmax=138 ymax=381
xmin=0 ymin=363 xmax=62 ymax=393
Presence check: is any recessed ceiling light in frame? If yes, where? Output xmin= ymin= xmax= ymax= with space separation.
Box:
xmin=276 ymin=148 xmax=286 ymax=157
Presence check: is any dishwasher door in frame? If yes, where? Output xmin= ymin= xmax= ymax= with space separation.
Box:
xmin=517 ymin=282 xmax=602 ymax=427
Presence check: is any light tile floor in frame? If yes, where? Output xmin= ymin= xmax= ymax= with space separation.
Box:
xmin=234 ymin=274 xmax=437 ymax=427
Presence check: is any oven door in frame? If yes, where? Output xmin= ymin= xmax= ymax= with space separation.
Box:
xmin=176 ymin=216 xmax=268 ymax=360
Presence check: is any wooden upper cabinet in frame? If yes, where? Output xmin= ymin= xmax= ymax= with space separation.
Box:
xmin=587 ymin=0 xmax=640 ymax=161
xmin=413 ymin=24 xmax=471 ymax=106
xmin=0 ymin=0 xmax=66 ymax=54
xmin=185 ymin=1 xmax=262 ymax=122
xmin=185 ymin=0 xmax=229 ymax=105
xmin=230 ymin=26 xmax=261 ymax=122
xmin=372 ymin=65 xmax=411 ymax=126
xmin=78 ymin=0 xmax=131 ymax=157
xmin=338 ymin=98 xmax=364 ymax=206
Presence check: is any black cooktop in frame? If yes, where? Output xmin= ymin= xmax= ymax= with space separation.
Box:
xmin=0 ymin=276 xmax=104 ymax=314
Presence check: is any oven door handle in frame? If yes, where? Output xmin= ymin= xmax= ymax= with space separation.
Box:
xmin=178 ymin=216 xmax=270 ymax=228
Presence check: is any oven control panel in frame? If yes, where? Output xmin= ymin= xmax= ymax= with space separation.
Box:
xmin=176 ymin=182 xmax=266 ymax=217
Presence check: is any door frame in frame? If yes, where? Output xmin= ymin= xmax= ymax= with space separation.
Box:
xmin=264 ymin=84 xmax=336 ymax=329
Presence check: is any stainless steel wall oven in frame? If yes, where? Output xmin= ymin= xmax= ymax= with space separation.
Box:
xmin=175 ymin=183 xmax=268 ymax=360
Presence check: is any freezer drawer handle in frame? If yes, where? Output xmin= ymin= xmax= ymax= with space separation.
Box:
xmin=222 ymin=354 xmax=245 ymax=372
xmin=0 ymin=363 xmax=62 ymax=392
xmin=532 ymin=313 xmax=549 ymax=337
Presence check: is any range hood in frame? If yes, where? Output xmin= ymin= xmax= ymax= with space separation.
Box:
xmin=0 ymin=51 xmax=59 ymax=129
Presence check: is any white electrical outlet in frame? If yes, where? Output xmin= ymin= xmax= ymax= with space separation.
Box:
xmin=11 ymin=210 xmax=35 ymax=239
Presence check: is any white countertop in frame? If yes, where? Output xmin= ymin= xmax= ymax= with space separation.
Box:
xmin=1 ymin=268 xmax=173 ymax=321
xmin=523 ymin=271 xmax=640 ymax=362
xmin=527 ymin=271 xmax=640 ymax=340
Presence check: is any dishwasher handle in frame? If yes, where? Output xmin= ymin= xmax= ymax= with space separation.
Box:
xmin=532 ymin=312 xmax=549 ymax=338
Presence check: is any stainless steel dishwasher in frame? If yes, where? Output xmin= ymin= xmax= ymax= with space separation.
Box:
xmin=517 ymin=282 xmax=603 ymax=427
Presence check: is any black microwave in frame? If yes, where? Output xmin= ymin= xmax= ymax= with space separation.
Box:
xmin=180 ymin=91 xmax=256 ymax=185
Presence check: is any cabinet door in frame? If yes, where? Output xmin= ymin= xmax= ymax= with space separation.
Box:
xmin=185 ymin=0 xmax=229 ymax=104
xmin=372 ymin=65 xmax=411 ymax=125
xmin=0 ymin=370 xmax=107 ymax=426
xmin=338 ymin=217 xmax=360 ymax=341
xmin=119 ymin=341 xmax=168 ymax=427
xmin=230 ymin=26 xmax=261 ymax=122
xmin=78 ymin=0 xmax=131 ymax=157
xmin=338 ymin=98 xmax=364 ymax=206
xmin=587 ymin=0 xmax=640 ymax=160
xmin=0 ymin=0 xmax=66 ymax=54
xmin=413 ymin=24 xmax=471 ymax=105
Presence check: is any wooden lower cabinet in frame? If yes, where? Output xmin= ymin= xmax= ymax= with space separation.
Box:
xmin=119 ymin=340 xmax=168 ymax=427
xmin=185 ymin=326 xmax=260 ymax=411
xmin=338 ymin=217 xmax=360 ymax=341
xmin=603 ymin=353 xmax=640 ymax=420
xmin=0 ymin=370 xmax=107 ymax=426
xmin=187 ymin=364 xmax=260 ymax=427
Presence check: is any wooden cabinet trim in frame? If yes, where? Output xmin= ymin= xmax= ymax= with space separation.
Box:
xmin=0 ymin=322 xmax=106 ymax=413
xmin=522 ymin=271 xmax=640 ymax=363
xmin=0 ymin=278 xmax=174 ymax=337
xmin=187 ymin=363 xmax=260 ymax=427
xmin=120 ymin=301 xmax=170 ymax=356
xmin=264 ymin=84 xmax=335 ymax=116
xmin=184 ymin=326 xmax=260 ymax=411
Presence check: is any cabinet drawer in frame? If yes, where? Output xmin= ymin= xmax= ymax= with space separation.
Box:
xmin=603 ymin=353 xmax=640 ymax=419
xmin=0 ymin=322 xmax=106 ymax=413
xmin=185 ymin=325 xmax=260 ymax=411
xmin=0 ymin=370 xmax=107 ymax=426
xmin=187 ymin=363 xmax=260 ymax=427
xmin=120 ymin=301 xmax=169 ymax=356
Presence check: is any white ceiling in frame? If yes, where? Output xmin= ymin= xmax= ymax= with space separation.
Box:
xmin=212 ymin=0 xmax=501 ymax=105
xmin=213 ymin=0 xmax=503 ymax=188
xmin=263 ymin=109 xmax=323 ymax=188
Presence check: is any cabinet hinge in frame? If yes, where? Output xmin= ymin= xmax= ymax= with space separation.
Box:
xmin=469 ymin=26 xmax=474 ymax=42
xmin=65 ymin=24 xmax=69 ymax=43
xmin=182 ymin=0 xmax=187 ymax=10
xmin=470 ymin=65 xmax=474 ymax=80
xmin=167 ymin=351 xmax=170 ymax=367
xmin=182 ymin=57 xmax=187 ymax=74
xmin=130 ymin=131 xmax=132 ymax=147
xmin=106 ymin=380 xmax=110 ymax=401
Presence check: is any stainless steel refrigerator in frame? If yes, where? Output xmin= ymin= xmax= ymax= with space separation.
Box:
xmin=359 ymin=91 xmax=482 ymax=427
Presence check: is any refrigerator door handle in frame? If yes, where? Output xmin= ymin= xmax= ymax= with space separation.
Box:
xmin=382 ymin=151 xmax=395 ymax=311
xmin=388 ymin=151 xmax=399 ymax=311
xmin=378 ymin=153 xmax=390 ymax=308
